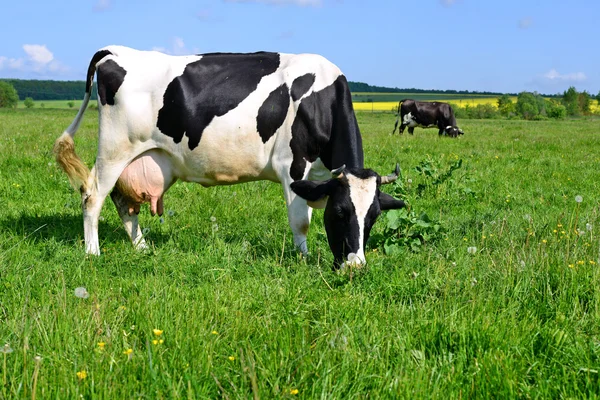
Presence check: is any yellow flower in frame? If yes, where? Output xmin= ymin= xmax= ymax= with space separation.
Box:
xmin=152 ymin=340 xmax=158 ymax=345
xmin=123 ymin=348 xmax=133 ymax=355
xmin=577 ymin=260 xmax=585 ymax=265
xmin=228 ymin=356 xmax=235 ymax=361
xmin=482 ymin=236 xmax=487 ymax=239
xmin=153 ymin=329 xmax=163 ymax=336
xmin=76 ymin=370 xmax=87 ymax=380
xmin=590 ymin=260 xmax=596 ymax=265
xmin=542 ymin=240 xmax=547 ymax=244
xmin=97 ymin=342 xmax=105 ymax=350
xmin=568 ymin=264 xmax=574 ymax=269
xmin=553 ymin=230 xmax=558 ymax=233
xmin=558 ymin=224 xmax=563 ymax=228
xmin=159 ymin=339 xmax=164 ymax=344
xmin=211 ymin=330 xmax=218 ymax=335
xmin=290 ymin=389 xmax=299 ymax=395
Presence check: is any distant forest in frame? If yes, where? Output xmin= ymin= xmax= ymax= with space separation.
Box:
xmin=0 ymin=78 xmax=517 ymax=101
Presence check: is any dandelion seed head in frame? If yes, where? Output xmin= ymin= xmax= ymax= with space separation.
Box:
xmin=159 ymin=217 xmax=165 ymax=224
xmin=1 ymin=344 xmax=13 ymax=354
xmin=167 ymin=210 xmax=175 ymax=217
xmin=142 ymin=227 xmax=150 ymax=235
xmin=586 ymin=223 xmax=593 ymax=231
xmin=467 ymin=246 xmax=477 ymax=255
xmin=210 ymin=216 xmax=217 ymax=222
xmin=74 ymin=287 xmax=89 ymax=299
xmin=34 ymin=355 xmax=42 ymax=363
xmin=212 ymin=223 xmax=219 ymax=232
xmin=407 ymin=178 xmax=413 ymax=184
xmin=575 ymin=195 xmax=583 ymax=203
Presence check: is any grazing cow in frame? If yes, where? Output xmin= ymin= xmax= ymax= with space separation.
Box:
xmin=391 ymin=99 xmax=464 ymax=137
xmin=54 ymin=46 xmax=405 ymax=268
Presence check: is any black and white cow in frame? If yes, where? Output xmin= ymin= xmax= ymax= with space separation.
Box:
xmin=391 ymin=99 xmax=464 ymax=137
xmin=54 ymin=46 xmax=405 ymax=268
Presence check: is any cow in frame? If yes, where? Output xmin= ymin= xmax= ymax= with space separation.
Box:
xmin=391 ymin=99 xmax=464 ymax=137
xmin=54 ymin=46 xmax=406 ymax=269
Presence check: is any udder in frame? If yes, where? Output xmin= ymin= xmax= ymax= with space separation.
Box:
xmin=115 ymin=150 xmax=177 ymax=216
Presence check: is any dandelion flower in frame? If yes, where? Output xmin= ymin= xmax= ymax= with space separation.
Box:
xmin=97 ymin=342 xmax=105 ymax=350
xmin=228 ymin=356 xmax=235 ymax=361
xmin=467 ymin=246 xmax=477 ymax=255
xmin=123 ymin=348 xmax=133 ymax=355
xmin=589 ymin=260 xmax=596 ymax=265
xmin=575 ymin=195 xmax=583 ymax=203
xmin=211 ymin=330 xmax=218 ymax=335
xmin=290 ymin=389 xmax=299 ymax=395
xmin=568 ymin=264 xmax=574 ymax=269
xmin=577 ymin=260 xmax=585 ymax=265
xmin=152 ymin=340 xmax=158 ymax=345
xmin=76 ymin=370 xmax=87 ymax=380
xmin=74 ymin=287 xmax=89 ymax=299
xmin=153 ymin=329 xmax=163 ymax=337
xmin=542 ymin=239 xmax=547 ymax=244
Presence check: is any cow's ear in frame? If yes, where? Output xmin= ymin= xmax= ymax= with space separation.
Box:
xmin=291 ymin=179 xmax=337 ymax=202
xmin=379 ymin=191 xmax=406 ymax=210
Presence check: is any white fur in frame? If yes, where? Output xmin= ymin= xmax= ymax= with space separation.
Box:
xmin=346 ymin=174 xmax=377 ymax=265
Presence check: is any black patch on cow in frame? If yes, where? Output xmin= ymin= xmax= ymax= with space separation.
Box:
xmin=96 ymin=59 xmax=127 ymax=106
xmin=157 ymin=52 xmax=281 ymax=150
xmin=86 ymin=50 xmax=112 ymax=93
xmin=290 ymin=73 xmax=315 ymax=101
xmin=289 ymin=74 xmax=363 ymax=180
xmin=257 ymin=84 xmax=290 ymax=143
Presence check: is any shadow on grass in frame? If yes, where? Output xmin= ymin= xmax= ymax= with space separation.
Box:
xmin=0 ymin=213 xmax=170 ymax=248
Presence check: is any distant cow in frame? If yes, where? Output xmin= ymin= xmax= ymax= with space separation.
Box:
xmin=392 ymin=99 xmax=464 ymax=137
xmin=54 ymin=45 xmax=406 ymax=269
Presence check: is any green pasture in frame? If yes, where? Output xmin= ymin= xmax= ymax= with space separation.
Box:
xmin=1 ymin=108 xmax=600 ymax=398
xmin=15 ymin=99 xmax=98 ymax=109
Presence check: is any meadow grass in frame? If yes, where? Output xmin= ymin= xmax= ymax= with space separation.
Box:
xmin=1 ymin=108 xmax=600 ymax=398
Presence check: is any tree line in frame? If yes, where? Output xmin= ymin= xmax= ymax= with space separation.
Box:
xmin=0 ymin=79 xmax=97 ymax=101
xmin=449 ymin=87 xmax=598 ymax=120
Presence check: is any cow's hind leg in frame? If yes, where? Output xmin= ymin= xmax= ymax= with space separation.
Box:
xmin=110 ymin=188 xmax=148 ymax=250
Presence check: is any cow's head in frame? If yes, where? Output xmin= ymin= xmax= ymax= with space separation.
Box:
xmin=445 ymin=126 xmax=464 ymax=137
xmin=291 ymin=165 xmax=406 ymax=269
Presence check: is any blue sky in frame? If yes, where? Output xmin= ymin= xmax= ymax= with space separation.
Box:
xmin=0 ymin=0 xmax=597 ymax=95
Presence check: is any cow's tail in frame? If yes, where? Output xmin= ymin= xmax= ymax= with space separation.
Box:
xmin=391 ymin=99 xmax=409 ymax=135
xmin=54 ymin=50 xmax=112 ymax=192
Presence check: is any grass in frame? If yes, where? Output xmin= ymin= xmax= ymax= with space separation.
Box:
xmin=2 ymin=108 xmax=600 ymax=398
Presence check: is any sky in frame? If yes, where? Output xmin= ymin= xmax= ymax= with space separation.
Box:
xmin=0 ymin=0 xmax=597 ymax=95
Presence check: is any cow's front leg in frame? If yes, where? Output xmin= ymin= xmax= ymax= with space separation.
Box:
xmin=408 ymin=127 xmax=415 ymax=135
xmin=398 ymin=124 xmax=406 ymax=135
xmin=110 ymin=188 xmax=148 ymax=251
xmin=281 ymin=183 xmax=312 ymax=256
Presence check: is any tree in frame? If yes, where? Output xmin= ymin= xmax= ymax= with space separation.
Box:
xmin=562 ymin=86 xmax=580 ymax=116
xmin=597 ymin=90 xmax=600 ymax=106
xmin=23 ymin=97 xmax=35 ymax=108
xmin=578 ymin=91 xmax=591 ymax=114
xmin=516 ymin=91 xmax=539 ymax=120
xmin=545 ymin=99 xmax=566 ymax=119
xmin=497 ymin=94 xmax=515 ymax=116
xmin=0 ymin=81 xmax=19 ymax=108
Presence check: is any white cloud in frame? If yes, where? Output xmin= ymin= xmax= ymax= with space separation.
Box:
xmin=224 ymin=0 xmax=322 ymax=6
xmin=518 ymin=17 xmax=532 ymax=29
xmin=543 ymin=69 xmax=587 ymax=82
xmin=23 ymin=44 xmax=54 ymax=65
xmin=94 ymin=0 xmax=111 ymax=11
xmin=152 ymin=37 xmax=197 ymax=56
xmin=0 ymin=44 xmax=69 ymax=76
xmin=440 ymin=0 xmax=457 ymax=6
